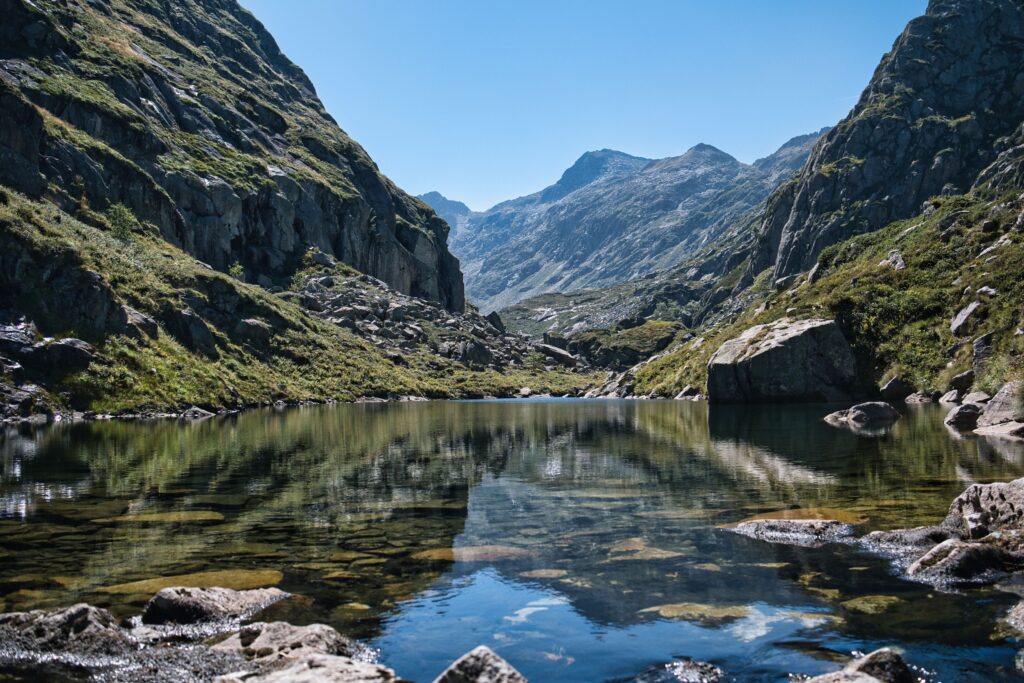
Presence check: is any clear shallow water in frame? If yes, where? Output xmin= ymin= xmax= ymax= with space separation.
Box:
xmin=2 ymin=399 xmax=1024 ymax=681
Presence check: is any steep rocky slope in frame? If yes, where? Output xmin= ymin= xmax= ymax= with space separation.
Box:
xmin=747 ymin=0 xmax=1024 ymax=284
xmin=430 ymin=133 xmax=822 ymax=312
xmin=0 ymin=0 xmax=597 ymax=418
xmin=0 ymin=0 xmax=463 ymax=310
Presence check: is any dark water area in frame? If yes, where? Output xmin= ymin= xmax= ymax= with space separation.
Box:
xmin=2 ymin=399 xmax=1024 ymax=681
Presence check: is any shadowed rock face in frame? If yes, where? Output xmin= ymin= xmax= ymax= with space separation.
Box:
xmin=749 ymin=0 xmax=1024 ymax=282
xmin=0 ymin=0 xmax=464 ymax=311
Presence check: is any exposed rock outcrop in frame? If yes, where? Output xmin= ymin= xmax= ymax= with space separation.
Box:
xmin=706 ymin=318 xmax=858 ymax=403
xmin=977 ymin=380 xmax=1024 ymax=427
xmin=863 ymin=477 xmax=1024 ymax=586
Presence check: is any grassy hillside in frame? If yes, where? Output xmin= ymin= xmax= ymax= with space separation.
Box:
xmin=635 ymin=192 xmax=1024 ymax=397
xmin=0 ymin=190 xmax=591 ymax=415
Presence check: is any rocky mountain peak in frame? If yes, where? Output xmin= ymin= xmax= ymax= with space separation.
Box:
xmin=539 ymin=149 xmax=651 ymax=203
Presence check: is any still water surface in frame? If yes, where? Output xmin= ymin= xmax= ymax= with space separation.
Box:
xmin=2 ymin=399 xmax=1024 ymax=681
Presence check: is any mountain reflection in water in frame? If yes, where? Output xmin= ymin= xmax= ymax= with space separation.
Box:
xmin=2 ymin=399 xmax=1023 ymax=681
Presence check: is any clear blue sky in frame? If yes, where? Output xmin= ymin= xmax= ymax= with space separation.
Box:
xmin=240 ymin=1 xmax=926 ymax=211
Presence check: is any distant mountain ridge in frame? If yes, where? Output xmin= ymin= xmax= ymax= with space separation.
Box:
xmin=416 ymin=191 xmax=475 ymax=239
xmin=422 ymin=131 xmax=824 ymax=312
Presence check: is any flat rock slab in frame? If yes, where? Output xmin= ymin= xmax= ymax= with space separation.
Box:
xmin=143 ymin=587 xmax=288 ymax=625
xmin=975 ymin=421 xmax=1024 ymax=439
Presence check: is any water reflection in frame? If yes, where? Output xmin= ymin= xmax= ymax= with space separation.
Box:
xmin=1 ymin=400 xmax=1023 ymax=681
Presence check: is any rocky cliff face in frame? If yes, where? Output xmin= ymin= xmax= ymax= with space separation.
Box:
xmin=0 ymin=0 xmax=464 ymax=311
xmin=445 ymin=134 xmax=822 ymax=312
xmin=749 ymin=0 xmax=1024 ymax=283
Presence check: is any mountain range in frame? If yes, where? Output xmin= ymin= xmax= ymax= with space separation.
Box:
xmin=422 ymin=130 xmax=824 ymax=312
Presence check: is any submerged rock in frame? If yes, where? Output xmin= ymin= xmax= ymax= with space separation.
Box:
xmin=638 ymin=602 xmax=751 ymax=624
xmin=143 ymin=587 xmax=288 ymax=625
xmin=432 ymin=645 xmax=527 ymax=683
xmin=706 ymin=318 xmax=857 ymax=403
xmin=100 ymin=569 xmax=284 ymax=594
xmin=730 ymin=519 xmax=855 ymax=548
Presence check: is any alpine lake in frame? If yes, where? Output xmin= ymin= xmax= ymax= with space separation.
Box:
xmin=2 ymin=399 xmax=1023 ymax=682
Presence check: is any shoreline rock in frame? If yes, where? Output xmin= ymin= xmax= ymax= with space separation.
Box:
xmin=824 ymin=402 xmax=900 ymax=433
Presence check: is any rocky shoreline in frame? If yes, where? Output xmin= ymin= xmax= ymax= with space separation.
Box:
xmin=0 ymin=585 xmax=918 ymax=683
xmin=731 ymin=476 xmax=1024 ymax=639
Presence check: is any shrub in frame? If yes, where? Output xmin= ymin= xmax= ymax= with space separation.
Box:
xmin=228 ymin=261 xmax=244 ymax=279
xmin=105 ymin=203 xmax=138 ymax=241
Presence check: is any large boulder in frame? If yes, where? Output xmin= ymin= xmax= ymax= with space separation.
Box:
xmin=534 ymin=343 xmax=576 ymax=367
xmin=879 ymin=376 xmax=914 ymax=402
xmin=432 ymin=646 xmax=527 ymax=683
xmin=706 ymin=318 xmax=857 ymax=403
xmin=142 ymin=587 xmax=288 ymax=625
xmin=943 ymin=403 xmax=983 ymax=430
xmin=942 ymin=478 xmax=1024 ymax=540
xmin=977 ymin=381 xmax=1024 ymax=427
